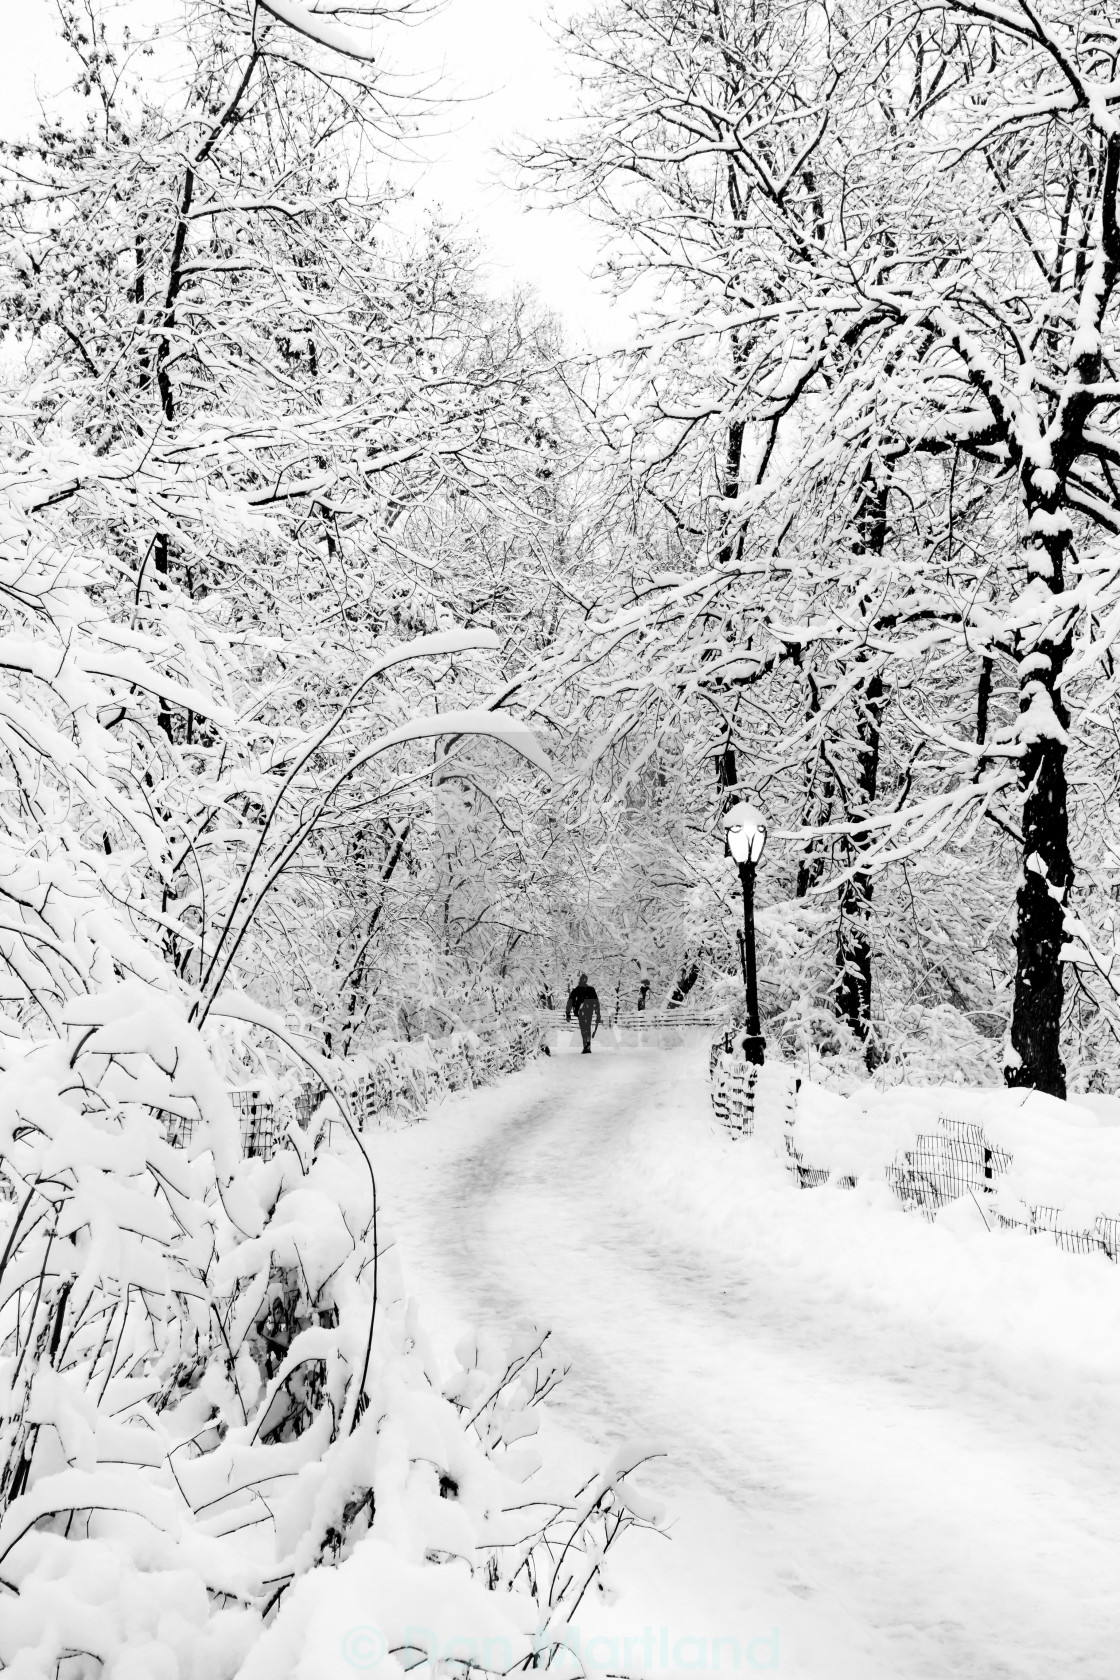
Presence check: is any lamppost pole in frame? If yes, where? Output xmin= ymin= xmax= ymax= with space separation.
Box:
xmin=722 ymin=799 xmax=767 ymax=1066
xmin=739 ymin=858 xmax=761 ymax=1042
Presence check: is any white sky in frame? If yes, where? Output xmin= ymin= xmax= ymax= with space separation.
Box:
xmin=1 ymin=0 xmax=625 ymax=349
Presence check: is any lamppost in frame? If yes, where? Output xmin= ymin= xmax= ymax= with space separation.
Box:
xmin=722 ymin=800 xmax=767 ymax=1065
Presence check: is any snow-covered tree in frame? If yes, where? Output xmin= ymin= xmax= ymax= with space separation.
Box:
xmin=519 ymin=0 xmax=1120 ymax=1092
xmin=1 ymin=0 xmax=573 ymax=1046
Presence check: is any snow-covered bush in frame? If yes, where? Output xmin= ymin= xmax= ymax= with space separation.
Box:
xmin=0 ymin=1009 xmax=661 ymax=1676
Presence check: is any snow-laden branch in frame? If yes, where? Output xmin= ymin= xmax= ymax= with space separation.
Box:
xmin=255 ymin=0 xmax=381 ymax=61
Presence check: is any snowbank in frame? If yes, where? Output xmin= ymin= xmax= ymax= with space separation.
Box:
xmin=622 ymin=1045 xmax=1120 ymax=1399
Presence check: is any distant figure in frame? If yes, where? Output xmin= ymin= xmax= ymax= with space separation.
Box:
xmin=637 ymin=978 xmax=651 ymax=1012
xmin=565 ymin=972 xmax=602 ymax=1054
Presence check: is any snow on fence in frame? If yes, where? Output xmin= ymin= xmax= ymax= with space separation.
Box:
xmin=231 ymin=1086 xmax=276 ymax=1159
xmin=539 ymin=1006 xmax=732 ymax=1041
xmin=885 ymin=1115 xmax=1119 ymax=1260
xmin=159 ymin=1021 xmax=542 ymax=1159
xmin=294 ymin=1017 xmax=542 ymax=1135
xmin=709 ymin=1038 xmax=800 ymax=1150
xmin=538 ymin=1005 xmax=733 ymax=1055
xmin=745 ymin=1075 xmax=1120 ymax=1264
xmin=165 ymin=1085 xmax=277 ymax=1160
xmin=709 ymin=1040 xmax=758 ymax=1137
xmin=612 ymin=1008 xmax=732 ymax=1030
xmin=884 ymin=1117 xmax=1011 ymax=1211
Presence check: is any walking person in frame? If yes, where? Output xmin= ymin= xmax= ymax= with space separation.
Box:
xmin=565 ymin=972 xmax=602 ymax=1053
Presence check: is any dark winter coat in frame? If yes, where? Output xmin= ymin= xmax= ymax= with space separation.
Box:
xmin=565 ymin=983 xmax=601 ymax=1025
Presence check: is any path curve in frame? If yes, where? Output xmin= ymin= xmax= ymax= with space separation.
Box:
xmin=371 ymin=1044 xmax=1120 ymax=1680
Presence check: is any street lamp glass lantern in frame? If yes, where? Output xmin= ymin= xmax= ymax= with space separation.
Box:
xmin=722 ymin=801 xmax=768 ymax=865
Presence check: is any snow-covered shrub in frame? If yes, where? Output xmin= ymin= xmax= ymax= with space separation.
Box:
xmin=0 ymin=980 xmax=660 ymax=1677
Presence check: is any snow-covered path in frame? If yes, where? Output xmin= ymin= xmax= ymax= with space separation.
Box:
xmin=371 ymin=1043 xmax=1120 ymax=1680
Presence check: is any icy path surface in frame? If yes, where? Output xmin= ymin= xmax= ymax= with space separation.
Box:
xmin=371 ymin=1042 xmax=1120 ymax=1680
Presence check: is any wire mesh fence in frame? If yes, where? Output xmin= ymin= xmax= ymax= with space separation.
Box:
xmin=884 ymin=1113 xmax=1117 ymax=1261
xmin=885 ymin=1121 xmax=1012 ymax=1215
xmin=784 ymin=1133 xmax=830 ymax=1189
xmin=991 ymin=1202 xmax=1118 ymax=1259
xmin=163 ymin=1087 xmax=275 ymax=1160
xmin=231 ymin=1088 xmax=275 ymax=1161
xmin=163 ymin=1110 xmax=200 ymax=1152
xmin=1096 ymin=1214 xmax=1120 ymax=1256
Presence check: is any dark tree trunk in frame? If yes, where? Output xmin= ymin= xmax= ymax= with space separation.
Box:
xmin=835 ymin=474 xmax=888 ymax=1064
xmin=134 ymin=230 xmax=151 ymax=397
xmin=835 ymin=670 xmax=884 ymax=1053
xmin=718 ymin=326 xmax=747 ymax=568
xmin=976 ymin=654 xmax=993 ymax=753
xmin=1006 ymin=727 xmax=1071 ymax=1098
xmin=794 ymin=854 xmax=823 ymax=900
xmin=795 ymin=670 xmax=832 ymax=898
xmin=153 ymin=51 xmax=260 ymax=423
xmin=715 ymin=745 xmax=738 ymax=796
xmin=1001 ymin=123 xmax=1120 ymax=1087
xmin=1005 ymin=485 xmax=1074 ymax=1099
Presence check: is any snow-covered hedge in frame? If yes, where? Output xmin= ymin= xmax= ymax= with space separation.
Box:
xmin=0 ymin=985 xmax=658 ymax=1678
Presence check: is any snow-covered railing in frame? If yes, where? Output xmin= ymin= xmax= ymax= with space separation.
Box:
xmin=161 ymin=1022 xmax=543 ymax=1157
xmin=613 ymin=1009 xmax=732 ymax=1030
xmin=709 ymin=1039 xmax=799 ymax=1144
xmin=711 ymin=1056 xmax=759 ymax=1137
xmin=538 ymin=1007 xmax=733 ymax=1039
xmin=1024 ymin=1205 xmax=1120 ymax=1258
xmin=777 ymin=1083 xmax=1120 ymax=1262
xmin=295 ymin=1016 xmax=543 ymax=1133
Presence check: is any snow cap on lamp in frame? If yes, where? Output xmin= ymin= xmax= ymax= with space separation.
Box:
xmin=722 ymin=799 xmax=768 ymax=864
